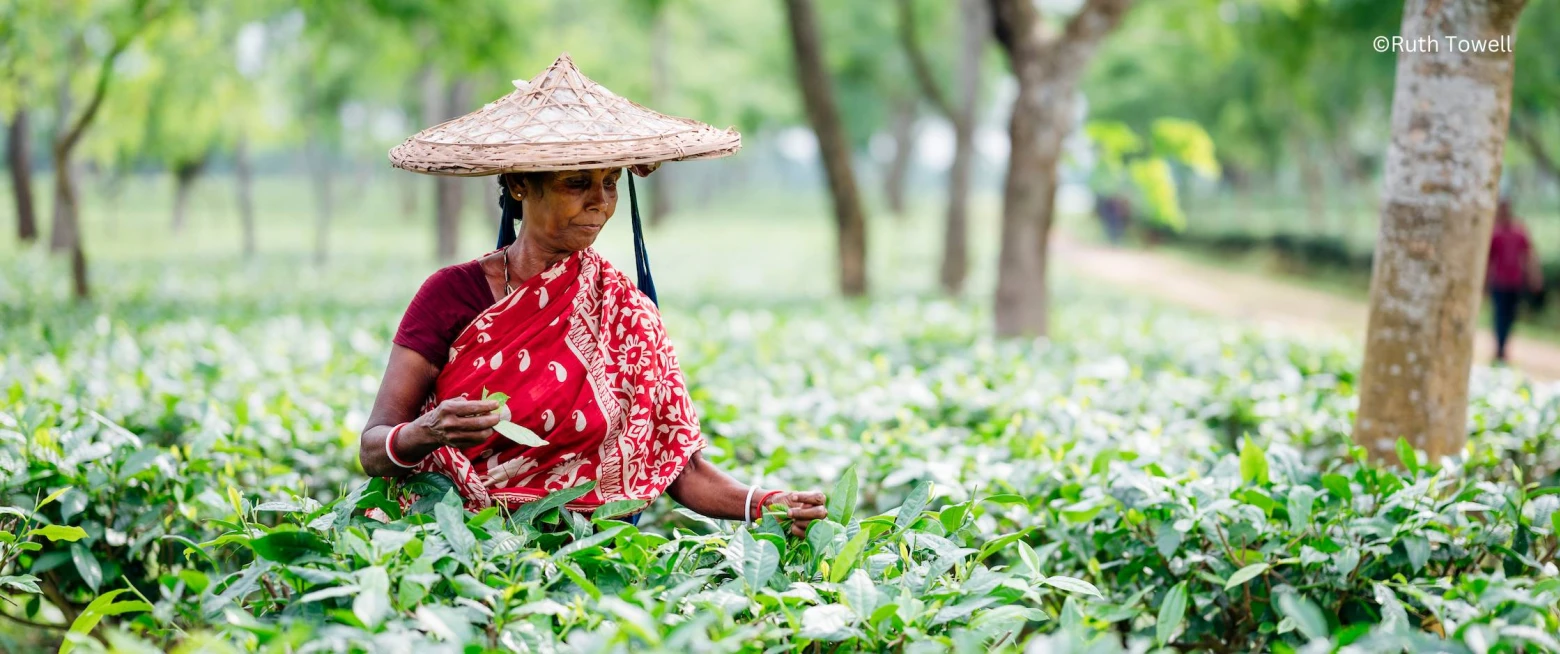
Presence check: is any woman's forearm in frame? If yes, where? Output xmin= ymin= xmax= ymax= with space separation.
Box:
xmin=666 ymin=453 xmax=770 ymax=521
xmin=358 ymin=422 xmax=444 ymax=477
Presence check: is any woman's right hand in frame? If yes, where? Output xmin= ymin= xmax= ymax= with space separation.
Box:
xmin=410 ymin=398 xmax=502 ymax=449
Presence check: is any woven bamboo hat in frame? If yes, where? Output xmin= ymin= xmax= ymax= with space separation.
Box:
xmin=389 ymin=53 xmax=741 ymax=176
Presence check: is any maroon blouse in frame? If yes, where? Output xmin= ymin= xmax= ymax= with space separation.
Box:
xmin=393 ymin=261 xmax=496 ymax=367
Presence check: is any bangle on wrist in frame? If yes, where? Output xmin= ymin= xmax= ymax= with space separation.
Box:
xmin=743 ymin=484 xmax=759 ymax=526
xmin=384 ymin=422 xmax=419 ymax=468
xmin=754 ymin=490 xmax=783 ymax=522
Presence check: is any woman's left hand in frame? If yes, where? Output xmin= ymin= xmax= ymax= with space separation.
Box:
xmin=764 ymin=490 xmax=828 ymax=537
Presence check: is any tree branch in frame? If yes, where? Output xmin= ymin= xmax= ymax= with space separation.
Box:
xmin=55 ymin=0 xmax=165 ymax=157
xmin=0 ymin=610 xmax=66 ymax=631
xmin=896 ymin=0 xmax=955 ymax=120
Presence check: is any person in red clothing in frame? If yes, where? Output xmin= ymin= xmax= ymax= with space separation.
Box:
xmin=1487 ymin=198 xmax=1542 ymax=362
xmin=358 ymin=55 xmax=826 ymax=535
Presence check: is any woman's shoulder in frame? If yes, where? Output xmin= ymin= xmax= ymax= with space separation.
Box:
xmin=587 ymin=249 xmax=660 ymax=314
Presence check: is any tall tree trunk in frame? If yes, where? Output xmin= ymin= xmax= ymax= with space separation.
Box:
xmin=435 ymin=78 xmax=472 ymax=264
xmin=940 ymin=0 xmax=986 ymax=296
xmin=234 ymin=137 xmax=257 ymax=259
xmin=170 ymin=153 xmax=209 ymax=234
xmin=1353 ymin=0 xmax=1527 ymax=463
xmin=307 ymin=141 xmax=334 ymax=266
xmin=49 ymin=46 xmax=78 ymax=254
xmin=783 ymin=0 xmax=869 ymax=296
xmin=989 ymin=0 xmax=1134 ymax=337
xmin=648 ymin=9 xmax=676 ymax=227
xmin=7 ymin=106 xmax=39 ymax=243
xmin=883 ymin=95 xmax=917 ymax=217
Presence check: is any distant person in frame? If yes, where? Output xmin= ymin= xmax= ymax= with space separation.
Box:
xmin=360 ymin=55 xmax=825 ymax=535
xmin=1486 ymin=199 xmax=1541 ymax=362
xmin=1095 ymin=193 xmax=1131 ymax=244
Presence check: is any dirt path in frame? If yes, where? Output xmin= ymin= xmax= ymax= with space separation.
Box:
xmin=1055 ymin=236 xmax=1560 ymax=382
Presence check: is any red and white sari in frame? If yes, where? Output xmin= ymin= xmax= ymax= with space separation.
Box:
xmin=407 ymin=247 xmax=705 ymax=512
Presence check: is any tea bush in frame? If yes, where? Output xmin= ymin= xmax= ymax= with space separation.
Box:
xmin=2 ymin=263 xmax=1558 ymax=652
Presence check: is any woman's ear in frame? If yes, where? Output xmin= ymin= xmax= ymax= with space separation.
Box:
xmin=504 ymin=174 xmax=526 ymax=202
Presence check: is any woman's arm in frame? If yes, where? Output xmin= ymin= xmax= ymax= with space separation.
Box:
xmin=359 ymin=345 xmax=501 ymax=477
xmin=666 ymin=452 xmax=827 ymax=537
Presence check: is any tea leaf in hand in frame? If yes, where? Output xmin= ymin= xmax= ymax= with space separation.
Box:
xmin=494 ymin=420 xmax=547 ymax=447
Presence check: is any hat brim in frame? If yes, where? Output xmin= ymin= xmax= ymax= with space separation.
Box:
xmin=389 ymin=127 xmax=740 ymax=177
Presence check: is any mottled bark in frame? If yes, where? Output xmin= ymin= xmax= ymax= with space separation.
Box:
xmin=435 ymin=78 xmax=472 ymax=264
xmin=883 ymin=95 xmax=917 ymax=217
xmin=234 ymin=137 xmax=257 ymax=259
xmin=8 ymin=107 xmax=39 ymax=243
xmin=784 ymin=0 xmax=869 ymax=296
xmin=1354 ymin=0 xmax=1528 ymax=463
xmin=990 ymin=0 xmax=1134 ymax=337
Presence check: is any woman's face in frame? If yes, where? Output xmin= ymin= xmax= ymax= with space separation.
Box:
xmin=510 ymin=168 xmax=621 ymax=253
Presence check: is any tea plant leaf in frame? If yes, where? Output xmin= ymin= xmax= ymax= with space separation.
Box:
xmin=830 ymin=529 xmax=872 ymax=583
xmin=1041 ymin=575 xmax=1102 ymax=598
xmin=28 ymin=525 xmax=87 ymax=542
xmin=250 ymin=531 xmax=332 ymax=563
xmin=1277 ymin=591 xmax=1328 ymax=641
xmin=435 ymin=503 xmax=476 ymax=562
xmin=894 ymin=480 xmax=933 ymax=531
xmin=1402 ymin=535 xmax=1431 ymax=572
xmin=1396 ymin=437 xmax=1421 ymax=476
xmin=70 ymin=543 xmax=102 ymax=591
xmin=841 ymin=569 xmax=879 ymax=618
xmin=353 ymin=566 xmax=391 ymax=629
xmin=1224 ymin=563 xmax=1269 ymax=590
xmin=799 ymin=604 xmax=856 ymax=641
xmin=1156 ymin=582 xmax=1188 ymax=645
xmin=591 ymin=499 xmax=648 ymax=521
xmin=1239 ymin=437 xmax=1269 ymax=485
xmin=494 ymin=420 xmax=547 ymax=447
xmin=828 ymin=464 xmax=859 ymax=526
xmin=0 ymin=574 xmax=41 ymax=594
xmin=37 ymin=486 xmax=71 ymax=511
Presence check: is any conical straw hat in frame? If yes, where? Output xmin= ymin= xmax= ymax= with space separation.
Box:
xmin=390 ymin=54 xmax=741 ymax=176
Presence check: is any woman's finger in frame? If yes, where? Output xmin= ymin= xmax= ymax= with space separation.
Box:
xmin=789 ymin=506 xmax=828 ymax=521
xmin=442 ymin=399 xmax=500 ymax=416
xmin=789 ymin=491 xmax=826 ymax=506
xmin=447 ymin=413 xmax=502 ymax=431
xmin=444 ymin=428 xmax=494 ymax=447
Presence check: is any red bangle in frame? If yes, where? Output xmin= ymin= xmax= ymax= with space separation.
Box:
xmin=385 ymin=423 xmax=416 ymax=468
xmin=753 ymin=490 xmax=783 ymax=521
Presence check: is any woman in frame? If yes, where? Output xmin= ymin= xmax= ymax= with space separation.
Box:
xmin=361 ymin=54 xmax=826 ymax=536
xmin=1487 ymin=198 xmax=1542 ymax=363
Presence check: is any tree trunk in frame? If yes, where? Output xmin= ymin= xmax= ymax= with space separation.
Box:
xmin=435 ymin=78 xmax=472 ymax=264
xmin=170 ymin=153 xmax=208 ymax=234
xmin=649 ymin=9 xmax=676 ymax=227
xmin=49 ymin=50 xmax=77 ymax=254
xmin=939 ymin=0 xmax=986 ymax=296
xmin=783 ymin=0 xmax=869 ymax=296
xmin=307 ymin=141 xmax=334 ymax=266
xmin=883 ymin=95 xmax=917 ymax=217
xmin=7 ymin=107 xmax=39 ymax=243
xmin=1353 ymin=0 xmax=1527 ymax=464
xmin=234 ymin=137 xmax=257 ymax=259
xmin=990 ymin=0 xmax=1134 ymax=337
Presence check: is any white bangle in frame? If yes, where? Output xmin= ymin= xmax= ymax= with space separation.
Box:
xmin=385 ymin=423 xmax=416 ymax=468
xmin=743 ymin=483 xmax=759 ymax=526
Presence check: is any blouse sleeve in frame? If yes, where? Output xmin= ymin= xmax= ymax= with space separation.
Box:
xmin=393 ymin=266 xmax=485 ymax=368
